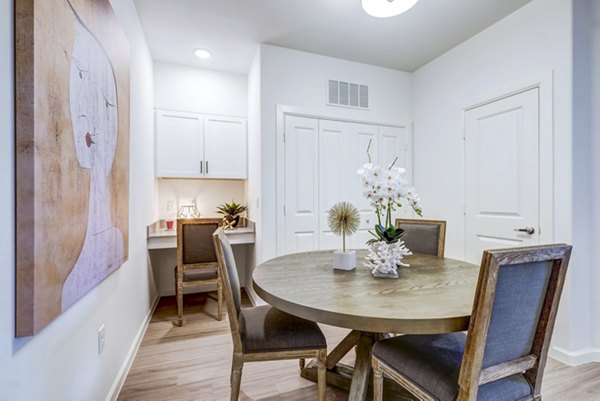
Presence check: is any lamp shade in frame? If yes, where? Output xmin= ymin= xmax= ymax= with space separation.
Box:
xmin=177 ymin=205 xmax=201 ymax=219
xmin=362 ymin=0 xmax=419 ymax=18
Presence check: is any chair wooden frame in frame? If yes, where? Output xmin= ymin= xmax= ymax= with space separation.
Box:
xmin=372 ymin=243 xmax=572 ymax=401
xmin=395 ymin=218 xmax=447 ymax=257
xmin=213 ymin=228 xmax=327 ymax=401
xmin=175 ymin=218 xmax=223 ymax=326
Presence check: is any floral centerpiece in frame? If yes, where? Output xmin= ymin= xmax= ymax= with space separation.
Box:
xmin=357 ymin=141 xmax=422 ymax=277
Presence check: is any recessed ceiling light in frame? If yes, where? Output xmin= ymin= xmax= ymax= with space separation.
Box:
xmin=194 ymin=48 xmax=212 ymax=59
xmin=362 ymin=0 xmax=419 ymax=18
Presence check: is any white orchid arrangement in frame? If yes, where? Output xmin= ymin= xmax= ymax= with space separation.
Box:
xmin=357 ymin=140 xmax=423 ymax=277
xmin=357 ymin=140 xmax=422 ymax=245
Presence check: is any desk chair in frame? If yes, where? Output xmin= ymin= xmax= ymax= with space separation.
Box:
xmin=372 ymin=244 xmax=572 ymax=401
xmin=395 ymin=218 xmax=446 ymax=256
xmin=213 ymin=227 xmax=327 ymax=401
xmin=175 ymin=219 xmax=222 ymax=326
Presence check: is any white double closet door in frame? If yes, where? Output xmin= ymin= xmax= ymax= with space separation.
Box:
xmin=284 ymin=115 xmax=410 ymax=254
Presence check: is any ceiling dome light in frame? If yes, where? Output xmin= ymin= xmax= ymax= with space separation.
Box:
xmin=194 ymin=48 xmax=212 ymax=59
xmin=362 ymin=0 xmax=419 ymax=18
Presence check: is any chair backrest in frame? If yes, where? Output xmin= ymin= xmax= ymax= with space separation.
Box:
xmin=177 ymin=219 xmax=219 ymax=267
xmin=457 ymin=244 xmax=572 ymax=401
xmin=395 ymin=218 xmax=446 ymax=256
xmin=213 ymin=227 xmax=243 ymax=352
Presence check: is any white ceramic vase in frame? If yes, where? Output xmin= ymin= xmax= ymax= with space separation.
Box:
xmin=333 ymin=250 xmax=356 ymax=271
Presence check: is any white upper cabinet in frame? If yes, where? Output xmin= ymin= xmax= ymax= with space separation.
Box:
xmin=155 ymin=110 xmax=247 ymax=179
xmin=156 ymin=110 xmax=204 ymax=178
xmin=204 ymin=116 xmax=247 ymax=179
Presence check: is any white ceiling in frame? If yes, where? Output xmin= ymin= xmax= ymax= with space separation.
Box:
xmin=134 ymin=0 xmax=532 ymax=74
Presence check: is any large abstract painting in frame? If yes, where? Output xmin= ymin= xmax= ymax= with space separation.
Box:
xmin=15 ymin=0 xmax=130 ymax=336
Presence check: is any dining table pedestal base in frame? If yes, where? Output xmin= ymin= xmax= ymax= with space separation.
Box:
xmin=300 ymin=330 xmax=417 ymax=401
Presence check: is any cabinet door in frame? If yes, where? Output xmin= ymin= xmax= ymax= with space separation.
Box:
xmin=204 ymin=116 xmax=247 ymax=179
xmin=156 ymin=110 xmax=203 ymax=178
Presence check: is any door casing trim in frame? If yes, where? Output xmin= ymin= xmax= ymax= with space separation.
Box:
xmin=462 ymin=70 xmax=554 ymax=257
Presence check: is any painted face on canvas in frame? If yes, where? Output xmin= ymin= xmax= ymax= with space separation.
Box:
xmin=69 ymin=20 xmax=118 ymax=177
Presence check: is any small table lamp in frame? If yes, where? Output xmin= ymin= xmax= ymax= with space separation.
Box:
xmin=177 ymin=204 xmax=201 ymax=219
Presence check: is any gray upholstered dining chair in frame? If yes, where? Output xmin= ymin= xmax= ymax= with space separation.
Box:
xmin=395 ymin=218 xmax=446 ymax=256
xmin=371 ymin=244 xmax=572 ymax=401
xmin=175 ymin=218 xmax=222 ymax=326
xmin=212 ymin=227 xmax=327 ymax=401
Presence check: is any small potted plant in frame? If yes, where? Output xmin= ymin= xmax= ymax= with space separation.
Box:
xmin=216 ymin=200 xmax=248 ymax=228
xmin=328 ymin=201 xmax=360 ymax=271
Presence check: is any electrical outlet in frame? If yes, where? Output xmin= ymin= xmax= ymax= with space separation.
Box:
xmin=98 ymin=324 xmax=105 ymax=355
xmin=167 ymin=201 xmax=175 ymax=212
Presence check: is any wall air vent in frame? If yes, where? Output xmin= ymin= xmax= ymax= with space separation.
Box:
xmin=328 ymin=80 xmax=369 ymax=110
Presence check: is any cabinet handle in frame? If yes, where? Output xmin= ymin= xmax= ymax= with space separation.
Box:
xmin=206 ymin=161 xmax=209 ymax=174
xmin=200 ymin=161 xmax=203 ymax=174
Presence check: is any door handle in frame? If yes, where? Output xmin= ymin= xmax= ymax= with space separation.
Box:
xmin=206 ymin=161 xmax=209 ymax=174
xmin=200 ymin=161 xmax=203 ymax=174
xmin=514 ymin=227 xmax=535 ymax=235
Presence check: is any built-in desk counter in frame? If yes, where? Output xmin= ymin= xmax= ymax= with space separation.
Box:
xmin=147 ymin=218 xmax=255 ymax=296
xmin=146 ymin=219 xmax=255 ymax=250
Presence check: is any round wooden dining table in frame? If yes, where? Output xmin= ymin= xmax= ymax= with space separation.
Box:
xmin=253 ymin=250 xmax=480 ymax=401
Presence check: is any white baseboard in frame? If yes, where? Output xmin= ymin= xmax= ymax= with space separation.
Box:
xmin=550 ymin=346 xmax=600 ymax=366
xmin=106 ymin=295 xmax=160 ymax=401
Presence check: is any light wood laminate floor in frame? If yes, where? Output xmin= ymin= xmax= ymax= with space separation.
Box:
xmin=119 ymin=293 xmax=600 ymax=401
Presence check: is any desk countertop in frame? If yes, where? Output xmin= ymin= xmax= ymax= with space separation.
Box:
xmin=147 ymin=218 xmax=255 ymax=249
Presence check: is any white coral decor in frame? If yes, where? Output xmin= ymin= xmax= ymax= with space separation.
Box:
xmin=365 ymin=240 xmax=412 ymax=276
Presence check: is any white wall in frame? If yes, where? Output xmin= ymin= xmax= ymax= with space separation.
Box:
xmin=0 ymin=1 xmax=158 ymax=399
xmin=412 ymin=0 xmax=595 ymax=362
xmin=246 ymin=47 xmax=262 ymax=278
xmin=591 ymin=0 xmax=600 ymax=353
xmin=156 ymin=179 xmax=246 ymax=219
xmin=154 ymin=61 xmax=247 ymax=116
xmin=257 ymin=44 xmax=413 ymax=263
xmin=573 ymin=0 xmax=600 ymax=358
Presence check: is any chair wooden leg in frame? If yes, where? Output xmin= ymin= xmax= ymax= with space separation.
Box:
xmin=176 ymin=278 xmax=184 ymax=327
xmin=217 ymin=279 xmax=223 ymax=321
xmin=372 ymin=356 xmax=383 ymax=401
xmin=317 ymin=349 xmax=327 ymax=401
xmin=299 ymin=358 xmax=306 ymax=370
xmin=231 ymin=353 xmax=243 ymax=401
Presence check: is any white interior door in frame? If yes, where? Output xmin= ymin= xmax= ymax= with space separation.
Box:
xmin=465 ymin=88 xmax=540 ymax=263
xmin=350 ymin=123 xmax=379 ymax=248
xmin=204 ymin=116 xmax=247 ymax=179
xmin=379 ymin=126 xmax=411 ymax=220
xmin=284 ymin=116 xmax=319 ymax=254
xmin=318 ymin=120 xmax=354 ymax=250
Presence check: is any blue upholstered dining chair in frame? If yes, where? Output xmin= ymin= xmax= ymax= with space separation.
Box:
xmin=212 ymin=227 xmax=327 ymax=401
xmin=395 ymin=218 xmax=446 ymax=256
xmin=371 ymin=244 xmax=572 ymax=401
